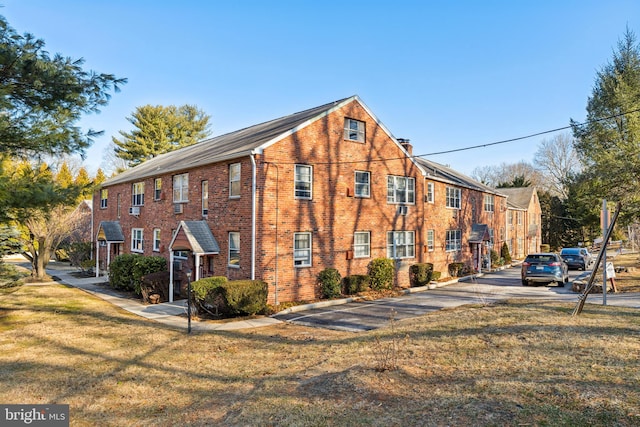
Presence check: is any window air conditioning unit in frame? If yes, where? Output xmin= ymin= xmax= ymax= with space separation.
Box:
xmin=174 ymin=203 xmax=183 ymax=214
xmin=397 ymin=205 xmax=408 ymax=216
xmin=129 ymin=206 xmax=140 ymax=216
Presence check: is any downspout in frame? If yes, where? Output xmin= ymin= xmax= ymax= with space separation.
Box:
xmin=250 ymin=154 xmax=257 ymax=280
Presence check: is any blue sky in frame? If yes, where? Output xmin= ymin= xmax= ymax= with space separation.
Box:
xmin=2 ymin=1 xmax=639 ymax=176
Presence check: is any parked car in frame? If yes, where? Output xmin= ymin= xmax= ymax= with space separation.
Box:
xmin=521 ymin=253 xmax=569 ymax=286
xmin=560 ymin=247 xmax=591 ymax=270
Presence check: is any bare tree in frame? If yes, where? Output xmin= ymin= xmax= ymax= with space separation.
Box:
xmin=534 ymin=133 xmax=582 ymax=199
xmin=100 ymin=140 xmax=130 ymax=176
xmin=471 ymin=161 xmax=543 ymax=188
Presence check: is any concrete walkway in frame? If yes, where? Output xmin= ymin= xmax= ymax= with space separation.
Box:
xmin=41 ymin=263 xmax=282 ymax=332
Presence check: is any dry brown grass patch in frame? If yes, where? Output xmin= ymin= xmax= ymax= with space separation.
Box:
xmin=0 ymin=283 xmax=639 ymax=426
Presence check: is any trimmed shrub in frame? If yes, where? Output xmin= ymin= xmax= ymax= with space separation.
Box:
xmin=501 ymin=242 xmax=512 ymax=263
xmin=109 ymin=253 xmax=138 ymax=292
xmin=540 ymin=244 xmax=550 ymax=253
xmin=109 ymin=254 xmax=167 ymax=295
xmin=221 ymin=280 xmax=268 ymax=315
xmin=490 ymin=249 xmax=500 ymax=266
xmin=409 ymin=263 xmax=433 ymax=287
xmin=191 ymin=278 xmax=267 ymax=317
xmin=190 ymin=276 xmax=228 ymax=316
xmin=448 ymin=262 xmax=465 ymax=277
xmin=318 ymin=268 xmax=342 ymax=299
xmin=343 ymin=274 xmax=371 ymax=294
xmin=369 ymin=258 xmax=394 ymax=291
xmin=431 ymin=271 xmax=442 ymax=281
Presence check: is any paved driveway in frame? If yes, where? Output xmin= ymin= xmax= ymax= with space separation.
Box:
xmin=273 ymin=267 xmax=636 ymax=332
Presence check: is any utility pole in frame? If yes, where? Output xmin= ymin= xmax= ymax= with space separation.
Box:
xmin=602 ymin=200 xmax=608 ymax=306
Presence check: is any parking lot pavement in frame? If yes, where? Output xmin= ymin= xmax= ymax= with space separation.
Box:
xmin=273 ymin=267 xmax=638 ymax=332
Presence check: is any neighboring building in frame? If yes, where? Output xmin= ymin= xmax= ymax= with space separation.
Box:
xmin=416 ymin=158 xmax=507 ymax=273
xmin=499 ymin=187 xmax=542 ymax=258
xmin=93 ymin=96 xmax=541 ymax=304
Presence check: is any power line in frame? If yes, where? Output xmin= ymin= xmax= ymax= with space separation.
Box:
xmin=262 ymin=107 xmax=640 ymax=166
xmin=418 ymin=107 xmax=640 ymax=157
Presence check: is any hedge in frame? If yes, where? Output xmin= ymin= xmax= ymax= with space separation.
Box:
xmin=190 ymin=277 xmax=267 ymax=317
xmin=368 ymin=258 xmax=395 ymax=290
xmin=409 ymin=263 xmax=434 ymax=287
xmin=109 ymin=254 xmax=167 ymax=295
xmin=343 ymin=274 xmax=371 ymax=294
xmin=318 ymin=268 xmax=342 ymax=299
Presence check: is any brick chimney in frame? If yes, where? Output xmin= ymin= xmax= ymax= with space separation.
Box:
xmin=397 ymin=138 xmax=412 ymax=155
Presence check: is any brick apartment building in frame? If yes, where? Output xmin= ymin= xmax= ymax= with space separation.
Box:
xmin=499 ymin=187 xmax=542 ymax=258
xmin=93 ymin=95 xmax=539 ymax=304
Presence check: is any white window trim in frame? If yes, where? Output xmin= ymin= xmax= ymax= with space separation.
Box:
xmin=294 ymin=165 xmax=313 ymax=200
xmin=229 ymin=163 xmax=241 ymax=198
xmin=354 ymin=171 xmax=370 ymax=198
xmin=387 ymin=176 xmax=416 ymax=204
xmin=344 ymin=118 xmax=365 ymax=142
xmin=427 ymin=182 xmax=434 ymax=203
xmin=132 ymin=182 xmax=145 ymax=206
xmin=173 ymin=173 xmax=189 ymax=203
xmin=153 ymin=228 xmax=161 ymax=252
xmin=293 ymin=232 xmax=312 ymax=267
xmin=154 ymin=178 xmax=162 ymax=201
xmin=484 ymin=194 xmax=495 ymax=212
xmin=445 ymin=186 xmax=461 ymax=209
xmin=386 ymin=231 xmax=415 ymax=259
xmin=202 ymin=180 xmax=209 ymax=216
xmin=445 ymin=229 xmax=462 ymax=252
xmin=228 ymin=232 xmax=240 ymax=268
xmin=131 ymin=228 xmax=144 ymax=253
xmin=100 ymin=189 xmax=108 ymax=209
xmin=427 ymin=229 xmax=435 ymax=252
xmin=354 ymin=231 xmax=371 ymax=258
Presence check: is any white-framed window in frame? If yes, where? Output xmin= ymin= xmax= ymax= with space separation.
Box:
xmin=386 ymin=231 xmax=415 ymax=259
xmin=228 ymin=232 xmax=240 ymax=267
xmin=489 ymin=228 xmax=494 ymax=248
xmin=131 ymin=228 xmax=144 ymax=253
xmin=354 ymin=171 xmax=370 ymax=198
xmin=154 ymin=178 xmax=162 ymax=200
xmin=426 ymin=182 xmax=434 ymax=203
xmin=508 ymin=210 xmax=514 ymax=225
xmin=294 ymin=232 xmax=312 ymax=267
xmin=229 ymin=163 xmax=241 ymax=198
xmin=387 ymin=176 xmax=415 ymax=204
xmin=484 ymin=194 xmax=494 ymax=212
xmin=445 ymin=186 xmax=461 ymax=209
xmin=445 ymin=229 xmax=462 ymax=252
xmin=202 ymin=180 xmax=209 ymax=216
xmin=517 ymin=211 xmax=523 ymax=225
xmin=173 ymin=173 xmax=189 ymax=203
xmin=344 ymin=118 xmax=365 ymax=142
xmin=132 ymin=182 xmax=145 ymax=206
xmin=100 ymin=189 xmax=108 ymax=209
xmin=427 ymin=229 xmax=435 ymax=251
xmin=354 ymin=231 xmax=370 ymax=258
xmin=174 ymin=250 xmax=189 ymax=259
xmin=153 ymin=228 xmax=161 ymax=252
xmin=294 ymin=165 xmax=312 ymax=199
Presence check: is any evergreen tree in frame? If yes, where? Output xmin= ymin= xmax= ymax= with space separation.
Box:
xmin=113 ymin=104 xmax=211 ymax=167
xmin=0 ymin=15 xmax=125 ymax=158
xmin=572 ymin=28 xmax=640 ymax=217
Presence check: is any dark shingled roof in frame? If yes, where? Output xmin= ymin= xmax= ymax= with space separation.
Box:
xmin=104 ymin=96 xmax=355 ymax=186
xmin=415 ymin=158 xmax=504 ymax=195
xmin=97 ymin=221 xmax=124 ymax=242
xmin=497 ymin=187 xmax=536 ymax=209
xmin=172 ymin=221 xmax=220 ymax=254
xmin=468 ymin=224 xmax=490 ymax=243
